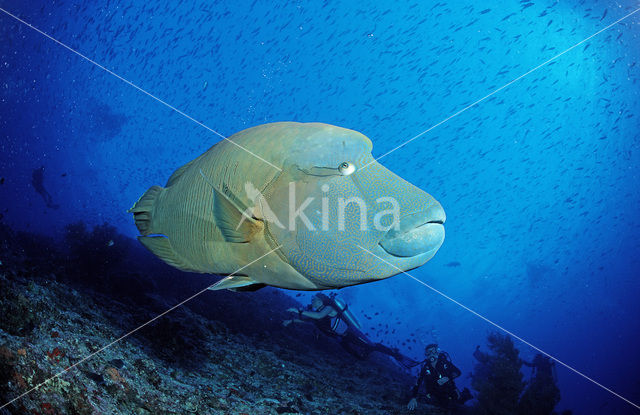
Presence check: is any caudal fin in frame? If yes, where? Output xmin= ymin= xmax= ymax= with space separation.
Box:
xmin=128 ymin=185 xmax=163 ymax=235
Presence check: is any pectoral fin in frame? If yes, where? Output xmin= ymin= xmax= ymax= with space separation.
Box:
xmin=208 ymin=275 xmax=265 ymax=291
xmin=212 ymin=186 xmax=263 ymax=243
xmin=198 ymin=169 xmax=262 ymax=243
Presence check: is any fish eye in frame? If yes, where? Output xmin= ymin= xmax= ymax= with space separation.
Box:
xmin=338 ymin=161 xmax=356 ymax=176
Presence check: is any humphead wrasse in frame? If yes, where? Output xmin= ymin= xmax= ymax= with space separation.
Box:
xmin=129 ymin=122 xmax=445 ymax=291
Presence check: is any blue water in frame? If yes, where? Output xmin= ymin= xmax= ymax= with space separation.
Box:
xmin=1 ymin=1 xmax=639 ymax=413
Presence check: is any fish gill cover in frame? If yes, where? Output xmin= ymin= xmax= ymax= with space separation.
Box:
xmin=0 ymin=1 xmax=639 ymax=414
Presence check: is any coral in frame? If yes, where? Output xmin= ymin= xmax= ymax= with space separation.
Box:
xmin=471 ymin=332 xmax=525 ymax=415
xmin=62 ymin=221 xmax=143 ymax=299
xmin=46 ymin=347 xmax=66 ymax=364
xmin=0 ymin=276 xmax=38 ymax=336
xmin=471 ymin=333 xmax=564 ymax=415
xmin=105 ymin=367 xmax=126 ymax=385
xmin=0 ymin=222 xmax=423 ymax=414
xmin=518 ymin=354 xmax=561 ymax=415
xmin=63 ymin=221 xmax=129 ymax=275
xmin=0 ymin=346 xmax=15 ymax=396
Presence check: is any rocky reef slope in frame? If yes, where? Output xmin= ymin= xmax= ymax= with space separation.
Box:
xmin=0 ymin=222 xmax=445 ymax=414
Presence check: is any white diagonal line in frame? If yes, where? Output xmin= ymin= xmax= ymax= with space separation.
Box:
xmin=0 ymin=7 xmax=282 ymax=172
xmin=356 ymin=244 xmax=640 ymax=411
xmin=0 ymin=245 xmax=282 ymax=410
xmin=362 ymin=6 xmax=640 ymax=170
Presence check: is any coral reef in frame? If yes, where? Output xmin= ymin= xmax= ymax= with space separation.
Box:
xmin=471 ymin=332 xmax=564 ymax=415
xmin=471 ymin=332 xmax=525 ymax=415
xmin=0 ymin=221 xmax=448 ymax=414
xmin=518 ymin=354 xmax=561 ymax=415
xmin=63 ymin=221 xmax=131 ymax=277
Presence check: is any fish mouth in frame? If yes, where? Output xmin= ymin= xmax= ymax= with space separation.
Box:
xmin=378 ymin=206 xmax=445 ymax=258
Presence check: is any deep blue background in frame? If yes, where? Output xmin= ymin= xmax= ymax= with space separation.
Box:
xmin=1 ymin=1 xmax=639 ymax=413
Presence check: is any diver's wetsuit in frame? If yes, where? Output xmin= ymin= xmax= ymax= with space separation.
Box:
xmin=518 ymin=354 xmax=560 ymax=414
xmin=411 ymin=352 xmax=464 ymax=407
xmin=523 ymin=354 xmax=555 ymax=379
xmin=311 ymin=303 xmax=415 ymax=366
xmin=32 ymin=166 xmax=59 ymax=209
xmin=313 ymin=306 xmax=373 ymax=357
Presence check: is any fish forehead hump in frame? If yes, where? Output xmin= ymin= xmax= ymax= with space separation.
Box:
xmin=280 ymin=123 xmax=372 ymax=168
xmin=208 ymin=121 xmax=371 ymax=183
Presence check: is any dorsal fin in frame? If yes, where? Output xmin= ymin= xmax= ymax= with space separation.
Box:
xmin=165 ymin=158 xmax=196 ymax=187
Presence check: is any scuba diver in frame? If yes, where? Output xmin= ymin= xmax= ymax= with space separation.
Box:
xmin=31 ymin=166 xmax=59 ymax=209
xmin=283 ymin=293 xmax=416 ymax=367
xmin=522 ymin=353 xmax=556 ymax=379
xmin=518 ymin=353 xmax=561 ymax=414
xmin=407 ymin=343 xmax=472 ymax=411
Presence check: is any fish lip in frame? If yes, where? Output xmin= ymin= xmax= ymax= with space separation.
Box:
xmin=381 ymin=205 xmax=446 ymax=239
xmin=378 ymin=222 xmax=445 ymax=258
xmin=378 ymin=207 xmax=446 ymax=258
xmin=426 ymin=219 xmax=445 ymax=225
